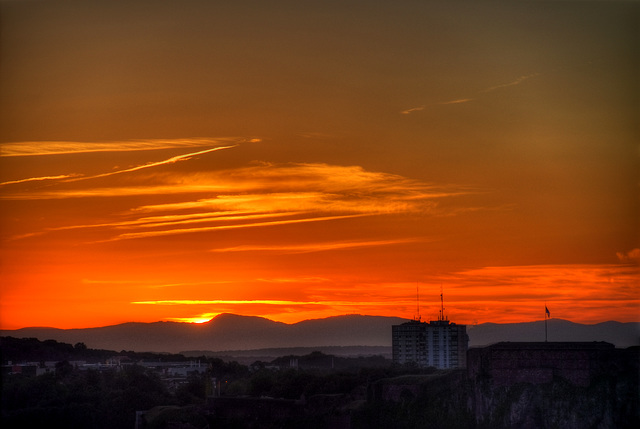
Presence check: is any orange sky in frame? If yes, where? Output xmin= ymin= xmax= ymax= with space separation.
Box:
xmin=1 ymin=0 xmax=638 ymax=329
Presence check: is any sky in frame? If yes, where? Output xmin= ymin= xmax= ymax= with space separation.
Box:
xmin=0 ymin=0 xmax=638 ymax=329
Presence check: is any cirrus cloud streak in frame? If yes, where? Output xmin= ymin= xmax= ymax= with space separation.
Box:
xmin=210 ymin=237 xmax=427 ymax=254
xmin=0 ymin=137 xmax=246 ymax=157
xmin=8 ymin=162 xmax=477 ymax=243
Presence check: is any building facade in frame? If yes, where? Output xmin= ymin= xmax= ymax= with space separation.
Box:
xmin=392 ymin=320 xmax=469 ymax=369
xmin=466 ymin=341 xmax=621 ymax=387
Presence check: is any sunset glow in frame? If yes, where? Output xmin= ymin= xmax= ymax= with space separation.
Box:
xmin=1 ymin=0 xmax=638 ymax=330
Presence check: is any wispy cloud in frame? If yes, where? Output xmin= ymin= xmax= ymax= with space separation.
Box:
xmin=100 ymin=214 xmax=371 ymax=242
xmin=423 ymin=264 xmax=640 ymax=322
xmin=480 ymin=73 xmax=540 ymax=93
xmin=256 ymin=277 xmax=331 ymax=284
xmin=210 ymin=238 xmax=426 ymax=254
xmin=131 ymin=164 xmax=470 ymax=213
xmin=105 ymin=164 xmax=471 ymax=241
xmin=132 ymin=299 xmax=321 ymax=305
xmin=1 ymin=184 xmax=238 ymax=200
xmin=439 ymin=98 xmax=474 ymax=105
xmin=0 ymin=137 xmax=247 ymax=157
xmin=82 ymin=278 xmax=235 ymax=288
xmin=3 ymin=163 xmax=468 ymax=203
xmin=67 ymin=145 xmax=238 ymax=182
xmin=400 ymin=105 xmax=426 ymax=115
xmin=31 ymin=211 xmax=303 ymax=238
xmin=302 ymin=264 xmax=640 ymax=323
xmin=0 ymin=138 xmax=245 ymax=191
xmin=0 ymin=174 xmax=79 ymax=186
xmin=130 ymin=294 xmax=438 ymax=325
xmin=406 ymin=73 xmax=541 ymax=113
xmin=119 ymin=211 xmax=305 ymax=230
xmin=125 ymin=263 xmax=638 ymax=324
xmin=7 ymin=162 xmax=478 ymax=243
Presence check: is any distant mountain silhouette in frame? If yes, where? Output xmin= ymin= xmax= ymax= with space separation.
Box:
xmin=1 ymin=314 xmax=637 ymax=353
xmin=0 ymin=314 xmax=404 ymax=353
xmin=467 ymin=319 xmax=640 ymax=347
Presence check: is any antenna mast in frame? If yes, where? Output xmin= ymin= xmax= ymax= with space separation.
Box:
xmin=414 ymin=282 xmax=421 ymax=321
xmin=439 ymin=284 xmax=447 ymax=322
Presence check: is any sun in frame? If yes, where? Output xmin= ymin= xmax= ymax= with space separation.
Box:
xmin=166 ymin=314 xmax=219 ymax=324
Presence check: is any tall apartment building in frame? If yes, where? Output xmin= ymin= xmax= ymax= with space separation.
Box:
xmin=392 ymin=319 xmax=469 ymax=369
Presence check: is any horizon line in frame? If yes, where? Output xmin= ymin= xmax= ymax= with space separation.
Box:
xmin=1 ymin=313 xmax=636 ymax=331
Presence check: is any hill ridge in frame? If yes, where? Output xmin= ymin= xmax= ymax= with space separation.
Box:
xmin=1 ymin=314 xmax=637 ymax=353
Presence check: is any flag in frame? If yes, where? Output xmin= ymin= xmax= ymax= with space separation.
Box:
xmin=545 ymin=306 xmax=550 ymax=318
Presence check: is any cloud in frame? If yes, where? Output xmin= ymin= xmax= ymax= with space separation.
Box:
xmin=307 ymin=264 xmax=640 ymax=323
xmin=210 ymin=238 xmax=426 ymax=254
xmin=131 ymin=298 xmax=420 ymax=315
xmin=67 ymin=145 xmax=238 ymax=182
xmin=430 ymin=264 xmax=639 ymax=305
xmin=124 ymin=263 xmax=638 ymax=325
xmin=407 ymin=73 xmax=540 ymax=113
xmin=102 ymin=164 xmax=469 ymax=241
xmin=480 ymin=73 xmax=540 ymax=93
xmin=7 ymin=162 xmax=476 ymax=242
xmin=256 ymin=277 xmax=330 ymax=283
xmin=617 ymin=248 xmax=640 ymax=264
xmin=23 ymin=212 xmax=301 ymax=238
xmin=131 ymin=164 xmax=468 ymax=212
xmin=119 ymin=211 xmax=305 ymax=230
xmin=0 ymin=137 xmax=243 ymax=157
xmin=440 ymin=98 xmax=474 ymax=105
xmin=0 ymin=174 xmax=79 ymax=186
xmin=132 ymin=299 xmax=321 ymax=306
xmin=0 ymin=138 xmax=244 ymax=190
xmin=100 ymin=214 xmax=371 ymax=242
xmin=1 ymin=184 xmax=236 ymax=200
xmin=3 ymin=163 xmax=468 ymax=203
xmin=82 ymin=278 xmax=236 ymax=288
xmin=400 ymin=105 xmax=426 ymax=115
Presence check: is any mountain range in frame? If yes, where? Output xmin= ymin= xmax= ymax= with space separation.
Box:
xmin=1 ymin=314 xmax=638 ymax=354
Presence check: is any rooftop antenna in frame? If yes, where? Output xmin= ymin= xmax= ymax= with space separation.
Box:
xmin=414 ymin=282 xmax=421 ymax=322
xmin=439 ymin=284 xmax=447 ymax=322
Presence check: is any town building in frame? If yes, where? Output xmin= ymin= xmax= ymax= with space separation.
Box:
xmin=392 ymin=319 xmax=469 ymax=369
xmin=466 ymin=341 xmax=623 ymax=387
xmin=392 ymin=290 xmax=469 ymax=369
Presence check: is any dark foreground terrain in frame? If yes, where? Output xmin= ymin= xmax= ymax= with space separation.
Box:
xmin=1 ymin=337 xmax=638 ymax=429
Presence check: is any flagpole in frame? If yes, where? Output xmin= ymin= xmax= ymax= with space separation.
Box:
xmin=544 ymin=304 xmax=549 ymax=342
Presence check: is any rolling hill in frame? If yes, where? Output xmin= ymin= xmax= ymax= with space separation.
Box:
xmin=1 ymin=314 xmax=637 ymax=353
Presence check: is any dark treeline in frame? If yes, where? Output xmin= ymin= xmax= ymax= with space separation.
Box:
xmin=3 ymin=364 xmax=174 ymax=428
xmin=5 ymin=337 xmax=635 ymax=428
xmin=257 ymin=350 xmax=389 ymax=371
xmin=0 ymin=336 xmax=192 ymax=364
xmin=0 ymin=337 xmax=410 ymax=428
xmin=1 ymin=337 xmax=249 ymax=428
